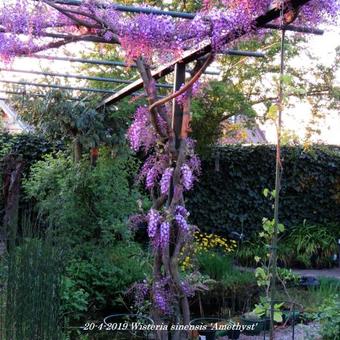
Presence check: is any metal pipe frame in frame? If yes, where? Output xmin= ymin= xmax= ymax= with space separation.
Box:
xmin=222 ymin=49 xmax=265 ymax=58
xmin=53 ymin=0 xmax=196 ymax=19
xmin=0 ymin=86 xmax=162 ymax=100
xmin=0 ymin=90 xmax=92 ymax=101
xmin=19 ymin=54 xmax=221 ymax=76
xmin=262 ymin=24 xmax=324 ymax=35
xmin=0 ymin=68 xmax=173 ymax=89
xmin=0 ymin=79 xmax=116 ymax=94
xmin=20 ymin=54 xmax=137 ymax=67
xmin=53 ymin=0 xmax=323 ymax=34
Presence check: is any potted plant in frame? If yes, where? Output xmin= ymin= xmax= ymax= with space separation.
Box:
xmin=215 ymin=318 xmax=241 ymax=339
xmin=240 ymin=312 xmax=269 ymax=336
xmin=282 ymin=309 xmax=301 ymax=325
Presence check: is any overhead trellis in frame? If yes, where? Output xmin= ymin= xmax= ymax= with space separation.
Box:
xmin=0 ymin=1 xmax=337 ymax=340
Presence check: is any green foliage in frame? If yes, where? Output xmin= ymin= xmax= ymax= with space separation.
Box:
xmin=0 ymin=132 xmax=57 ymax=225
xmin=187 ymin=145 xmax=340 ymax=236
xmin=282 ymin=222 xmax=338 ymax=268
xmin=272 ymin=277 xmax=340 ymax=315
xmin=0 ymin=132 xmax=55 ymax=164
xmin=23 ymin=151 xmax=142 ymax=240
xmin=61 ymin=242 xmax=150 ymax=320
xmin=253 ymin=298 xmax=284 ymax=323
xmin=23 ymin=151 xmax=151 ymax=320
xmin=191 ymin=81 xmax=256 ymax=154
xmin=1 ymin=238 xmax=63 ymax=340
xmin=11 ymin=90 xmax=123 ymax=152
xmin=196 ymin=251 xmax=234 ymax=282
xmin=318 ymin=294 xmax=340 ymax=340
xmin=196 ymin=250 xmax=255 ymax=287
xmin=236 ymin=222 xmax=338 ymax=269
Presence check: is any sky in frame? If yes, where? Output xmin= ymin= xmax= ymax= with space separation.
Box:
xmin=260 ymin=25 xmax=339 ymax=145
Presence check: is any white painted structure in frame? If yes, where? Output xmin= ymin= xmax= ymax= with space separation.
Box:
xmin=0 ymin=100 xmax=31 ymax=133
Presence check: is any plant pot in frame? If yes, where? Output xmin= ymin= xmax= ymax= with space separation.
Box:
xmin=189 ymin=318 xmax=222 ymax=340
xmin=282 ymin=310 xmax=301 ymax=325
xmin=240 ymin=315 xmax=270 ymax=336
xmin=215 ymin=320 xmax=241 ymax=339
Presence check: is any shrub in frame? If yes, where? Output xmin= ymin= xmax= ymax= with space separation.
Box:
xmin=282 ymin=223 xmax=338 ymax=268
xmin=235 ymin=222 xmax=338 ymax=269
xmin=23 ymin=151 xmax=151 ymax=321
xmin=318 ymin=294 xmax=340 ymax=340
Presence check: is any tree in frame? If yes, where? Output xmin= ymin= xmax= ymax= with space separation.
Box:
xmin=10 ymin=88 xmax=128 ymax=161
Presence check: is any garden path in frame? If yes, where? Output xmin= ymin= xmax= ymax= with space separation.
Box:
xmin=219 ymin=322 xmax=321 ymax=340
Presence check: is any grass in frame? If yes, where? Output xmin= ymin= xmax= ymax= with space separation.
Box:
xmin=271 ymin=277 xmax=340 ymax=314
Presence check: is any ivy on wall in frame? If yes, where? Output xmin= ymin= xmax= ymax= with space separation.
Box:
xmin=186 ymin=145 xmax=340 ymax=236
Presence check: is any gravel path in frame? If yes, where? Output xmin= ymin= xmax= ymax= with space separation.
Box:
xmin=219 ymin=322 xmax=321 ymax=340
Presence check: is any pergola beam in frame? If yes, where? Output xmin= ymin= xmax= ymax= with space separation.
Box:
xmin=97 ymin=0 xmax=313 ymax=108
xmin=222 ymin=49 xmax=265 ymax=58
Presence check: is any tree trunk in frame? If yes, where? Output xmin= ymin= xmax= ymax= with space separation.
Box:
xmin=2 ymin=156 xmax=25 ymax=253
xmin=73 ymin=138 xmax=82 ymax=163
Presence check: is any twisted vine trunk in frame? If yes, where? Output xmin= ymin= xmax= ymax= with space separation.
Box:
xmin=136 ymin=54 xmax=212 ymax=340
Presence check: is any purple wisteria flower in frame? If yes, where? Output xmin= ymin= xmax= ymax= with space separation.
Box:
xmin=181 ymin=164 xmax=194 ymax=190
xmin=153 ymin=278 xmax=171 ymax=314
xmin=1 ymin=0 xmax=339 ymax=62
xmin=159 ymin=221 xmax=170 ymax=249
xmin=175 ymin=205 xmax=189 ymax=218
xmin=127 ymin=281 xmax=149 ymax=308
xmin=160 ymin=168 xmax=173 ymax=194
xmin=180 ymin=280 xmax=195 ymax=297
xmin=175 ymin=213 xmax=189 ymax=232
xmin=146 ymin=167 xmax=158 ymax=190
xmin=127 ymin=106 xmax=156 ymax=153
xmin=147 ymin=209 xmax=161 ymax=238
xmin=137 ymin=152 xmax=170 ymax=191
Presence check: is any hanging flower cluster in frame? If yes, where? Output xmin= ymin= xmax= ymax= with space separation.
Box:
xmin=176 ymin=80 xmax=205 ymax=106
xmin=146 ymin=205 xmax=191 ymax=250
xmin=127 ymin=106 xmax=158 ymax=152
xmin=1 ymin=0 xmax=338 ymax=62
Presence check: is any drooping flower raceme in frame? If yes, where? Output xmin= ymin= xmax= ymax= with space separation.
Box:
xmin=159 ymin=221 xmax=170 ymax=249
xmin=127 ymin=106 xmax=157 ymax=153
xmin=1 ymin=0 xmax=338 ymax=62
xmin=147 ymin=209 xmax=161 ymax=239
xmin=175 ymin=213 xmax=189 ymax=232
xmin=160 ymin=168 xmax=174 ymax=195
xmin=181 ymin=164 xmax=194 ymax=191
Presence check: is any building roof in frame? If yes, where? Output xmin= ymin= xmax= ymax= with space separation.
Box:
xmin=0 ymin=100 xmax=31 ymax=133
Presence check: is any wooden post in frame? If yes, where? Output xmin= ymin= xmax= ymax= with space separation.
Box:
xmin=172 ymin=63 xmax=186 ymax=148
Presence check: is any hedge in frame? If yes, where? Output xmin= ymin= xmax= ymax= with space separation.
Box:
xmin=186 ymin=145 xmax=340 ymax=236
